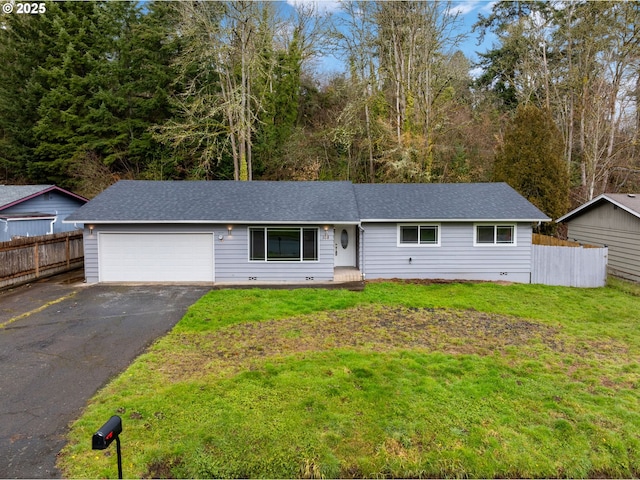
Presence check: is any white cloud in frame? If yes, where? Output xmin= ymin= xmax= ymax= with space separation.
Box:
xmin=450 ymin=0 xmax=496 ymax=16
xmin=286 ymin=0 xmax=342 ymax=14
xmin=469 ymin=66 xmax=484 ymax=79
xmin=480 ymin=1 xmax=497 ymax=14
xmin=450 ymin=1 xmax=482 ymax=16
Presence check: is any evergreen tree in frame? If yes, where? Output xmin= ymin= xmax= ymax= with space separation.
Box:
xmin=0 ymin=1 xmax=177 ymax=191
xmin=33 ymin=1 xmax=179 ymax=189
xmin=493 ymin=104 xmax=569 ymax=230
xmin=0 ymin=9 xmax=51 ymax=182
xmin=77 ymin=1 xmax=179 ymax=184
xmin=125 ymin=1 xmax=182 ymax=181
xmin=254 ymin=30 xmax=302 ymax=175
xmin=30 ymin=1 xmax=109 ymax=185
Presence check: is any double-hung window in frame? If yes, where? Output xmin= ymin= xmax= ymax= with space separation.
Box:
xmin=250 ymin=227 xmax=318 ymax=261
xmin=398 ymin=224 xmax=440 ymax=246
xmin=474 ymin=224 xmax=515 ymax=245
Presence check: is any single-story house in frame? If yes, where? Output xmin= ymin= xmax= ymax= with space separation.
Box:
xmin=557 ymin=193 xmax=640 ymax=282
xmin=0 ymin=185 xmax=87 ymax=242
xmin=64 ymin=180 xmax=550 ymax=284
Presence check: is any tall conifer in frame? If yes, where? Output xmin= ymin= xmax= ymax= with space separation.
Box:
xmin=493 ymin=104 xmax=569 ymax=229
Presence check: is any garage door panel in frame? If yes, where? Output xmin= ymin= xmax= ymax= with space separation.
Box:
xmin=99 ymin=233 xmax=214 ymax=282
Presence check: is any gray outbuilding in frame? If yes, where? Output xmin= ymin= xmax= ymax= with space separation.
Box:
xmin=557 ymin=193 xmax=640 ymax=282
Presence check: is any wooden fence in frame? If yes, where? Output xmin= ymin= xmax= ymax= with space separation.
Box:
xmin=0 ymin=231 xmax=84 ymax=289
xmin=532 ymin=233 xmax=600 ymax=248
xmin=531 ymin=235 xmax=607 ymax=287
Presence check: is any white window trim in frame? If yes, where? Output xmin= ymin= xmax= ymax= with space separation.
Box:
xmin=247 ymin=226 xmax=320 ymax=262
xmin=397 ymin=223 xmax=441 ymax=247
xmin=473 ymin=223 xmax=517 ymax=246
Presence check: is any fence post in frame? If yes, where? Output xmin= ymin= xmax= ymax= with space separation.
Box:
xmin=34 ymin=242 xmax=39 ymax=278
xmin=66 ymin=235 xmax=70 ymax=268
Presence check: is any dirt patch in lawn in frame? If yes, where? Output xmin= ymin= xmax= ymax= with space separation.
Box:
xmin=158 ymin=306 xmax=565 ymax=382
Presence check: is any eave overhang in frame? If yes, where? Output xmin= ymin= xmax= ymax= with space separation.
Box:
xmin=63 ymin=219 xmax=361 ymax=225
xmin=0 ymin=186 xmax=87 ymax=211
xmin=556 ymin=194 xmax=640 ymax=223
xmin=360 ymin=218 xmax=550 ymax=223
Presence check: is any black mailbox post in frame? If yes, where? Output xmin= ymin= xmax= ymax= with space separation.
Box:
xmin=92 ymin=415 xmax=123 ymax=479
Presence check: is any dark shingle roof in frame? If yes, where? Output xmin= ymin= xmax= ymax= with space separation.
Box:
xmin=65 ymin=180 xmax=360 ymax=223
xmin=354 ymin=182 xmax=549 ymax=221
xmin=0 ymin=185 xmax=87 ymax=210
xmin=65 ymin=180 xmax=550 ymax=224
xmin=0 ymin=185 xmax=53 ymax=209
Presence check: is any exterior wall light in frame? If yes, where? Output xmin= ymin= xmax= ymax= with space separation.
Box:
xmin=227 ymin=226 xmax=233 ymax=236
xmin=88 ymin=225 xmax=94 ymax=236
xmin=323 ymin=225 xmax=330 ymax=239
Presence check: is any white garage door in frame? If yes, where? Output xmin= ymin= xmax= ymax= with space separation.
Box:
xmin=99 ymin=233 xmax=214 ymax=282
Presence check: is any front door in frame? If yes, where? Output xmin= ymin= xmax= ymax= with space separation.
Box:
xmin=334 ymin=225 xmax=356 ymax=267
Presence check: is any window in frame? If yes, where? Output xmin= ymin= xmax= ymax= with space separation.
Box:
xmin=475 ymin=225 xmax=515 ymax=245
xmin=398 ymin=225 xmax=440 ymax=246
xmin=302 ymin=228 xmax=318 ymax=261
xmin=250 ymin=227 xmax=318 ymax=261
xmin=250 ymin=228 xmax=265 ymax=261
xmin=268 ymin=228 xmax=300 ymax=260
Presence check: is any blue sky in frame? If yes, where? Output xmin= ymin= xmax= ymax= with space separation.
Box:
xmin=450 ymin=1 xmax=497 ymax=61
xmin=290 ymin=0 xmax=498 ymax=75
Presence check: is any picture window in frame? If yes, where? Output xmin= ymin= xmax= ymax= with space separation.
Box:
xmin=250 ymin=227 xmax=318 ymax=261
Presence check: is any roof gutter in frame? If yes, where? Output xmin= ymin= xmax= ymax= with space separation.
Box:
xmin=1 ymin=215 xmax=56 ymax=222
xmin=359 ymin=218 xmax=551 ymax=223
xmin=63 ymin=219 xmax=362 ymax=225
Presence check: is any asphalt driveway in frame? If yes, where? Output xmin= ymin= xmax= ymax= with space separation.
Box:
xmin=0 ymin=274 xmax=210 ymax=478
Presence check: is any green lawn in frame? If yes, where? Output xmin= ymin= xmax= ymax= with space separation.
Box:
xmin=59 ymin=279 xmax=640 ymax=478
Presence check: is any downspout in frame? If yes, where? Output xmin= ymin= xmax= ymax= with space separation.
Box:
xmin=0 ymin=218 xmax=7 ymax=234
xmin=531 ymin=221 xmax=543 ymax=284
xmin=358 ymin=224 xmax=366 ymax=280
xmin=48 ymin=217 xmax=56 ymax=235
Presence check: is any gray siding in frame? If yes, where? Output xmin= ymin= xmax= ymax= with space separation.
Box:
xmin=84 ymin=226 xmax=99 ymax=283
xmin=216 ymin=225 xmax=334 ymax=282
xmin=565 ymin=203 xmax=640 ymax=281
xmin=85 ymin=224 xmax=334 ymax=284
xmin=360 ymin=222 xmax=533 ymax=283
xmin=1 ymin=218 xmax=53 ymax=241
xmin=3 ymin=192 xmax=84 ymax=234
